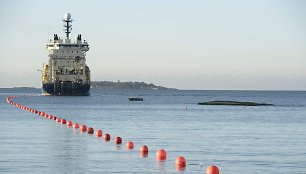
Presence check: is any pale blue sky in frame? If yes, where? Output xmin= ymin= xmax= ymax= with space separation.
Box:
xmin=0 ymin=0 xmax=305 ymax=90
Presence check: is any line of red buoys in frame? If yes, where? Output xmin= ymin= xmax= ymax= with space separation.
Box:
xmin=115 ymin=136 xmax=122 ymax=144
xmin=56 ymin=118 xmax=61 ymax=122
xmin=207 ymin=165 xmax=220 ymax=174
xmin=67 ymin=120 xmax=72 ymax=127
xmin=140 ymin=145 xmax=149 ymax=154
xmin=61 ymin=119 xmax=67 ymax=124
xmin=96 ymin=129 xmax=102 ymax=137
xmin=6 ymin=95 xmax=220 ymax=173
xmin=87 ymin=127 xmax=94 ymax=134
xmin=156 ymin=149 xmax=167 ymax=160
xmin=104 ymin=133 xmax=110 ymax=141
xmin=126 ymin=141 xmax=134 ymax=150
xmin=80 ymin=124 xmax=87 ymax=132
xmin=175 ymin=156 xmax=186 ymax=169
xmin=73 ymin=123 xmax=79 ymax=128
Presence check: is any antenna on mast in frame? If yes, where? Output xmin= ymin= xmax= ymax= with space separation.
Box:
xmin=63 ymin=13 xmax=72 ymax=39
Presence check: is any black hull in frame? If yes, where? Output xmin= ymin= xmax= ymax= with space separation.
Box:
xmin=42 ymin=82 xmax=90 ymax=96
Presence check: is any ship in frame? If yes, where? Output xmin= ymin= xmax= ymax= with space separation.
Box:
xmin=42 ymin=13 xmax=91 ymax=96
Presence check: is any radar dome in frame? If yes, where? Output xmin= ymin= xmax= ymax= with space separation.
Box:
xmin=64 ymin=13 xmax=71 ymax=21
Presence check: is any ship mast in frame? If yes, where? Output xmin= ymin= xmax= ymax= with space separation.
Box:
xmin=63 ymin=13 xmax=72 ymax=39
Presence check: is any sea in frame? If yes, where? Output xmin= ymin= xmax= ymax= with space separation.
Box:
xmin=0 ymin=88 xmax=305 ymax=174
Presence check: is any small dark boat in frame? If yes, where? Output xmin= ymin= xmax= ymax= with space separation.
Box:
xmin=128 ymin=97 xmax=144 ymax=101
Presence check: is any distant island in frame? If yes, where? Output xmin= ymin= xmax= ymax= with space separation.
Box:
xmin=91 ymin=81 xmax=176 ymax=90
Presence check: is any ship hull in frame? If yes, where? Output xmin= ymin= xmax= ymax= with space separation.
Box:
xmin=42 ymin=82 xmax=90 ymax=96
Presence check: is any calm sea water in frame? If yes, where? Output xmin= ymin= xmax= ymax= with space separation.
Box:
xmin=0 ymin=88 xmax=306 ymax=174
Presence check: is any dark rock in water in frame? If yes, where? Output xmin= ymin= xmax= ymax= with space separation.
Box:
xmin=128 ymin=97 xmax=144 ymax=101
xmin=198 ymin=100 xmax=273 ymax=106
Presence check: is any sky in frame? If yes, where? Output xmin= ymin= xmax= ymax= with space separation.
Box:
xmin=0 ymin=0 xmax=305 ymax=90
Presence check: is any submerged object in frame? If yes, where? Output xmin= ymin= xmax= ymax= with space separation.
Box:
xmin=198 ymin=100 xmax=273 ymax=106
xmin=128 ymin=97 xmax=144 ymax=101
xmin=42 ymin=13 xmax=91 ymax=96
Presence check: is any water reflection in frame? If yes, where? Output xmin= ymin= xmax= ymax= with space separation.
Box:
xmin=176 ymin=166 xmax=186 ymax=173
xmin=115 ymin=145 xmax=122 ymax=150
xmin=140 ymin=152 xmax=148 ymax=158
xmin=156 ymin=159 xmax=166 ymax=173
xmin=46 ymin=124 xmax=88 ymax=173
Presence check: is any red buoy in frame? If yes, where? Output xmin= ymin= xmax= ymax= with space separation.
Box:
xmin=115 ymin=136 xmax=122 ymax=144
xmin=53 ymin=116 xmax=57 ymax=120
xmin=49 ymin=115 xmax=54 ymax=120
xmin=175 ymin=156 xmax=186 ymax=169
xmin=140 ymin=145 xmax=148 ymax=153
xmin=87 ymin=127 xmax=94 ymax=134
xmin=126 ymin=141 xmax=134 ymax=149
xmin=73 ymin=123 xmax=79 ymax=129
xmin=56 ymin=118 xmax=61 ymax=122
xmin=206 ymin=165 xmax=219 ymax=174
xmin=80 ymin=125 xmax=87 ymax=132
xmin=66 ymin=121 xmax=72 ymax=127
xmin=96 ymin=129 xmax=102 ymax=137
xmin=104 ymin=133 xmax=110 ymax=141
xmin=156 ymin=149 xmax=167 ymax=160
xmin=61 ymin=119 xmax=66 ymax=124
